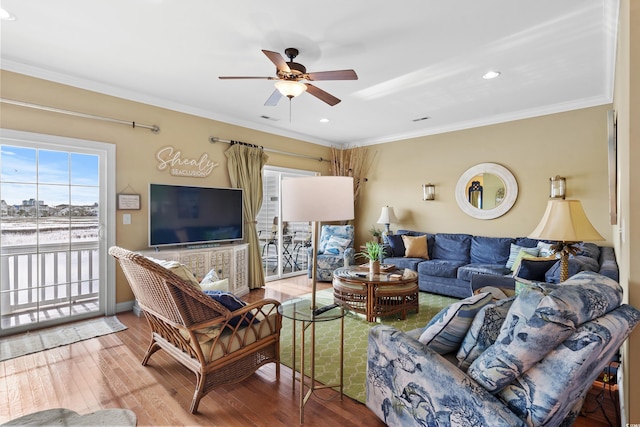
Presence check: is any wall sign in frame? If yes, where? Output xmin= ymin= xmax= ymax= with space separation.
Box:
xmin=156 ymin=145 xmax=219 ymax=178
xmin=117 ymin=193 xmax=141 ymax=210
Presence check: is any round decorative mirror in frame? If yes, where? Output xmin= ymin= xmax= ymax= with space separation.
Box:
xmin=455 ymin=163 xmax=518 ymax=219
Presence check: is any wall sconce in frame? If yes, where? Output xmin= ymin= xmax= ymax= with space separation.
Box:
xmin=422 ymin=183 xmax=435 ymax=201
xmin=549 ymin=175 xmax=566 ymax=199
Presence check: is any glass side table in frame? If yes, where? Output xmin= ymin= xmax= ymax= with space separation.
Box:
xmin=278 ymin=297 xmax=346 ymax=424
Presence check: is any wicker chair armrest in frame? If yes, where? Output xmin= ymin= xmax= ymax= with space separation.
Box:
xmin=190 ymin=298 xmax=281 ymax=331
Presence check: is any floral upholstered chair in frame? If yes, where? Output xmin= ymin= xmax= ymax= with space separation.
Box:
xmin=366 ymin=271 xmax=640 ymax=426
xmin=308 ymin=224 xmax=355 ymax=281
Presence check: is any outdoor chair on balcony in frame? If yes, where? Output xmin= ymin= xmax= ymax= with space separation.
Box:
xmin=109 ymin=246 xmax=282 ymax=414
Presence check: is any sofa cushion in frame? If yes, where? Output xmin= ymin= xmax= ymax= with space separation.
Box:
xmin=457 ymin=297 xmax=514 ymax=371
xmin=457 ymin=264 xmax=511 ymax=282
xmin=383 ymin=257 xmax=423 ymax=271
xmin=505 ymin=244 xmax=539 ymax=269
xmin=402 ymin=234 xmax=429 ymax=258
xmin=432 ymin=233 xmax=472 ymax=262
xmin=468 ymin=272 xmax=623 ymax=393
xmin=385 ymin=234 xmax=406 ymax=257
xmin=418 ymin=292 xmax=493 ymax=354
xmin=575 ymin=242 xmax=600 ymax=260
xmin=498 ymin=304 xmax=640 ymax=426
xmin=470 ymin=236 xmax=513 ymax=265
xmin=418 ymin=259 xmax=467 ymax=279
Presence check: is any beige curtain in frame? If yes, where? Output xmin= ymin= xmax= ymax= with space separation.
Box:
xmin=225 ymin=143 xmax=269 ymax=289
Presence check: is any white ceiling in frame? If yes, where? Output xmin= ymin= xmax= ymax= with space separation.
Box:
xmin=0 ymin=0 xmax=619 ymax=147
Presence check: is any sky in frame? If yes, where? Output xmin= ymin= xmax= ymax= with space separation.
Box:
xmin=0 ymin=145 xmax=99 ymax=206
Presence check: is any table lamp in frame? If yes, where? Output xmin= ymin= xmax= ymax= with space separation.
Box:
xmin=282 ymin=176 xmax=354 ymax=311
xmin=377 ymin=206 xmax=398 ymax=236
xmin=528 ymin=199 xmax=604 ymax=282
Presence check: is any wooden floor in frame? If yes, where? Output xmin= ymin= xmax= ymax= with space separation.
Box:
xmin=0 ymin=274 xmax=614 ymax=426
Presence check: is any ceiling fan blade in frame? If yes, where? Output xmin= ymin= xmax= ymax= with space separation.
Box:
xmin=306 ymin=69 xmax=358 ymax=81
xmin=265 ymin=89 xmax=283 ymax=106
xmin=262 ymin=50 xmax=291 ymax=73
xmin=305 ymin=84 xmax=341 ymax=106
xmin=218 ymin=76 xmax=276 ymax=80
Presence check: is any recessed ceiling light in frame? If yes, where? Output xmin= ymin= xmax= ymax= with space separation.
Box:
xmin=483 ymin=71 xmax=501 ymax=80
xmin=0 ymin=8 xmax=16 ymax=21
xmin=319 ymin=118 xmax=329 ymax=123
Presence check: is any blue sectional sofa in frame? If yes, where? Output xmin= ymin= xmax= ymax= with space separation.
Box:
xmin=382 ymin=230 xmax=618 ymax=299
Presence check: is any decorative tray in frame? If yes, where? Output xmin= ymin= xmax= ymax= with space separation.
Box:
xmin=357 ymin=263 xmax=396 ymax=272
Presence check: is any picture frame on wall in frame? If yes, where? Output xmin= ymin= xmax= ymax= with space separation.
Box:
xmin=117 ymin=193 xmax=141 ymax=210
xmin=607 ymin=109 xmax=617 ymax=225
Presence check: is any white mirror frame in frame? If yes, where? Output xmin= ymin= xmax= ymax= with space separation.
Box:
xmin=455 ymin=163 xmax=518 ymax=220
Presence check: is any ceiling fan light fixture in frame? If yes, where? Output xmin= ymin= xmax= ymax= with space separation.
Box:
xmin=275 ymin=80 xmax=307 ymax=98
xmin=483 ymin=70 xmax=501 ymax=80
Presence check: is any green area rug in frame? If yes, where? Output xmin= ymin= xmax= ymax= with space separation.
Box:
xmin=279 ymin=288 xmax=456 ymax=403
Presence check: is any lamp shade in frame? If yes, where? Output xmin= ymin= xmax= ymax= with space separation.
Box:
xmin=528 ymin=199 xmax=604 ymax=242
xmin=377 ymin=206 xmax=398 ymax=225
xmin=281 ymin=176 xmax=354 ymax=222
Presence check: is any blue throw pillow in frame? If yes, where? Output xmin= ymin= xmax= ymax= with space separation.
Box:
xmin=514 ymin=257 xmax=558 ymax=281
xmin=386 ymin=234 xmax=406 ymax=257
xmin=204 ymin=290 xmax=254 ymax=327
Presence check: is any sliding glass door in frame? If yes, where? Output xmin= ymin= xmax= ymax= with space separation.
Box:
xmin=0 ymin=129 xmax=115 ymax=335
xmin=258 ymin=167 xmax=316 ymax=281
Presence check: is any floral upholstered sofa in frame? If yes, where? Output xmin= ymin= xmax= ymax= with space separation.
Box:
xmin=366 ymin=271 xmax=640 ymax=426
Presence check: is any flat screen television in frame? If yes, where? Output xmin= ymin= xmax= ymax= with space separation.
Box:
xmin=148 ymin=183 xmax=244 ymax=247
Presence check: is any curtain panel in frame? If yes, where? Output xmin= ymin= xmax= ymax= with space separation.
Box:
xmin=225 ymin=143 xmax=269 ymax=289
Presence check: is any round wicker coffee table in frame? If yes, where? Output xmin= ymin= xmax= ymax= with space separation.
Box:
xmin=332 ymin=266 xmax=419 ymax=322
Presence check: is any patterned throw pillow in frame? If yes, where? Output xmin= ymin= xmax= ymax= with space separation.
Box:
xmin=418 ymin=292 xmax=493 ymax=354
xmin=456 ymin=297 xmax=514 ymax=371
xmin=505 ymin=244 xmax=539 ymax=269
xmin=323 ymin=236 xmax=352 ymax=255
xmin=146 ymin=257 xmax=201 ymax=289
xmin=402 ymin=234 xmax=429 ymax=259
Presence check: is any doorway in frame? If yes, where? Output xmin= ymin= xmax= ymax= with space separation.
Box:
xmin=0 ymin=129 xmax=116 ymax=335
xmin=258 ymin=167 xmax=316 ymax=281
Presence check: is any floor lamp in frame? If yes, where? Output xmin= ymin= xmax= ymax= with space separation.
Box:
xmin=281 ymin=176 xmax=355 ymax=310
xmin=528 ymin=199 xmax=604 ymax=282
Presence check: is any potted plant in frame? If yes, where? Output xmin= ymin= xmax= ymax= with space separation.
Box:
xmin=358 ymin=241 xmax=383 ymax=274
xmin=369 ymin=225 xmax=382 ymax=243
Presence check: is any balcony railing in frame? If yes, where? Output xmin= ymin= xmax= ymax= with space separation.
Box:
xmin=1 ymin=242 xmax=100 ymax=317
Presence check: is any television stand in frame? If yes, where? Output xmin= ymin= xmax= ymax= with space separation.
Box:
xmin=140 ymin=243 xmax=249 ymax=296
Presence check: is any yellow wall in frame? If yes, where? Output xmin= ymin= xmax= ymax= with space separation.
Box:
xmin=614 ymin=0 xmax=639 ymax=422
xmin=353 ymin=106 xmax=613 ymax=248
xmin=0 ymin=70 xmax=332 ymax=303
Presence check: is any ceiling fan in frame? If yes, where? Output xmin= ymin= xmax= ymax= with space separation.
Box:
xmin=219 ymin=48 xmax=358 ymax=106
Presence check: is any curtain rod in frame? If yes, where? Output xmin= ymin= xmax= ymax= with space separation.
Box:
xmin=0 ymin=98 xmax=160 ymax=133
xmin=209 ymin=136 xmax=329 ymax=162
